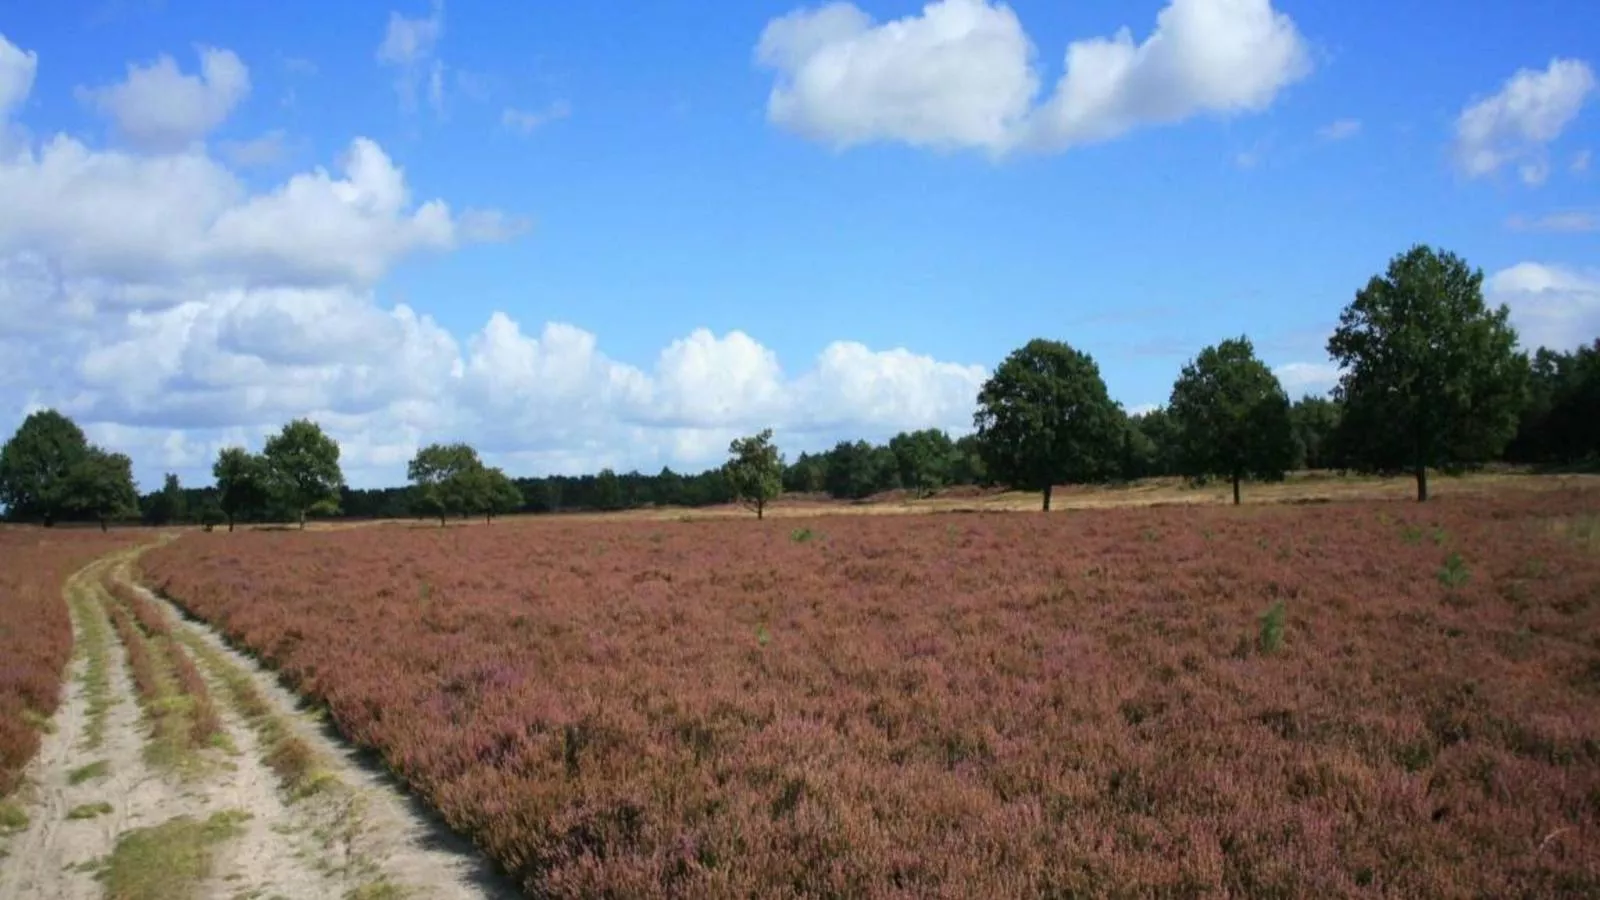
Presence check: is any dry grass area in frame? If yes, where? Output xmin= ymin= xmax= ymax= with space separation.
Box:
xmin=328 ymin=469 xmax=1599 ymax=530
xmin=140 ymin=485 xmax=1600 ymax=897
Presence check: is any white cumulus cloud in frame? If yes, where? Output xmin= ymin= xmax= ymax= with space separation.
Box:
xmin=756 ymin=0 xmax=1038 ymax=152
xmin=0 ymin=32 xmax=37 ymax=120
xmin=1028 ymin=0 xmax=1310 ymax=150
xmin=0 ymin=133 xmax=474 ymax=289
xmin=754 ymin=0 xmax=1311 ymax=155
xmin=1487 ymin=262 xmax=1600 ymax=352
xmin=1455 ymin=58 xmax=1595 ymax=184
xmin=1273 ymin=361 xmax=1341 ymax=397
xmin=76 ymin=46 xmax=250 ymax=151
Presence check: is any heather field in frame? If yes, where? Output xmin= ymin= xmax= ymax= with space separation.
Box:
xmin=140 ymin=490 xmax=1600 ymax=898
xmin=0 ymin=528 xmax=142 ymax=798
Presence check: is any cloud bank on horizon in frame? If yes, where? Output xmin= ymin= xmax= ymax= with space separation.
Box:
xmin=0 ymin=0 xmax=1597 ymax=490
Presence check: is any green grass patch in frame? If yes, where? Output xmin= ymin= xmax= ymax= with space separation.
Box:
xmin=68 ymin=759 xmax=111 ymax=785
xmin=174 ymin=628 xmax=338 ymax=800
xmin=0 ymin=800 xmax=27 ymax=832
xmin=67 ymin=801 xmax=113 ymax=820
xmin=93 ymin=810 xmax=252 ymax=900
xmin=345 ymin=879 xmax=408 ymax=900
xmin=102 ymin=585 xmax=222 ymax=774
xmin=1438 ymin=552 xmax=1471 ymax=589
xmin=71 ymin=578 xmax=117 ymax=751
xmin=21 ymin=707 xmax=56 ymax=734
xmin=1258 ymin=600 xmax=1287 ymax=655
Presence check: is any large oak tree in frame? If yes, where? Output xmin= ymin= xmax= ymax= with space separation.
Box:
xmin=263 ymin=419 xmax=345 ymax=528
xmin=1327 ymin=245 xmax=1527 ymax=501
xmin=974 ymin=339 xmax=1124 ymax=511
xmin=1169 ymin=336 xmax=1295 ymax=505
xmin=0 ymin=409 xmax=139 ymax=528
xmin=213 ymin=447 xmax=269 ymax=532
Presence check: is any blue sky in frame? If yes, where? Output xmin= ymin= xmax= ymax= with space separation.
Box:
xmin=0 ymin=0 xmax=1596 ymax=489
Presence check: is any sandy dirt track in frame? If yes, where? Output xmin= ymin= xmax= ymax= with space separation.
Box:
xmin=0 ymin=545 xmax=517 ymax=900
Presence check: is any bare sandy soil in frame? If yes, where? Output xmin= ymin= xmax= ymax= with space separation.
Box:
xmin=0 ymin=547 xmax=516 ymax=900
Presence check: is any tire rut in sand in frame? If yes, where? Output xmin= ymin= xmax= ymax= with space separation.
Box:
xmin=127 ymin=558 xmax=518 ymax=900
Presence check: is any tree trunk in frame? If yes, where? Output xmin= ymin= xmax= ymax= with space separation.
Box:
xmin=439 ymin=513 xmax=446 ymax=527
xmin=99 ymin=515 xmax=108 ymax=533
xmin=757 ymin=499 xmax=764 ymax=521
xmin=1042 ymin=484 xmax=1053 ymax=512
xmin=227 ymin=515 xmax=235 ymax=533
xmin=299 ymin=509 xmax=307 ymax=530
xmin=1232 ymin=471 xmax=1241 ymax=506
xmin=485 ymin=511 xmax=492 ymax=524
xmin=1415 ymin=464 xmax=1429 ymax=502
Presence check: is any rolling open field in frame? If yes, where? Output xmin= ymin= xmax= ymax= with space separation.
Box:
xmin=135 ymin=486 xmax=1600 ymax=897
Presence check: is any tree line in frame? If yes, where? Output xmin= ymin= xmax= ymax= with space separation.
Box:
xmin=3 ymin=245 xmax=1597 ymax=527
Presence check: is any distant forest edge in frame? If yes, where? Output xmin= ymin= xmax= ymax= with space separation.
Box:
xmin=2 ymin=245 xmax=1598 ymax=527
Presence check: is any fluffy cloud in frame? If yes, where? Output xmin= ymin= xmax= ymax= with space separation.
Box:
xmin=206 ymin=138 xmax=458 ymax=285
xmin=754 ymin=0 xmax=1310 ymax=155
xmin=1455 ymin=58 xmax=1595 ymax=184
xmin=756 ymin=0 xmax=1037 ymax=152
xmin=0 ymin=32 xmax=36 ymax=120
xmin=1487 ymin=262 xmax=1600 ymax=352
xmin=795 ymin=343 xmax=987 ymax=432
xmin=0 ymin=133 xmax=474 ymax=289
xmin=1028 ymin=0 xmax=1309 ymax=150
xmin=76 ymin=46 xmax=250 ymax=151
xmin=0 ymin=33 xmax=991 ymax=489
xmin=1273 ymin=361 xmax=1340 ymax=397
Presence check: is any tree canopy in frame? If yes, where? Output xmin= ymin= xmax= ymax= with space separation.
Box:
xmin=143 ymin=473 xmax=188 ymax=526
xmin=0 ymin=409 xmax=139 ymax=527
xmin=408 ymin=442 xmax=485 ymax=525
xmin=468 ymin=466 xmax=524 ymax=523
xmin=1507 ymin=340 xmax=1600 ymax=467
xmin=213 ymin=447 xmax=269 ymax=532
xmin=1327 ymin=244 xmax=1528 ymax=501
xmin=406 ymin=443 xmax=523 ymax=524
xmin=262 ymin=419 xmax=345 ymax=528
xmin=974 ymin=339 xmax=1124 ymax=510
xmin=65 ymin=447 xmax=140 ymax=530
xmin=1290 ymin=395 xmax=1343 ymax=471
xmin=724 ymin=428 xmax=784 ymax=519
xmin=888 ymin=429 xmax=956 ymax=497
xmin=1168 ymin=336 xmax=1295 ymax=505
